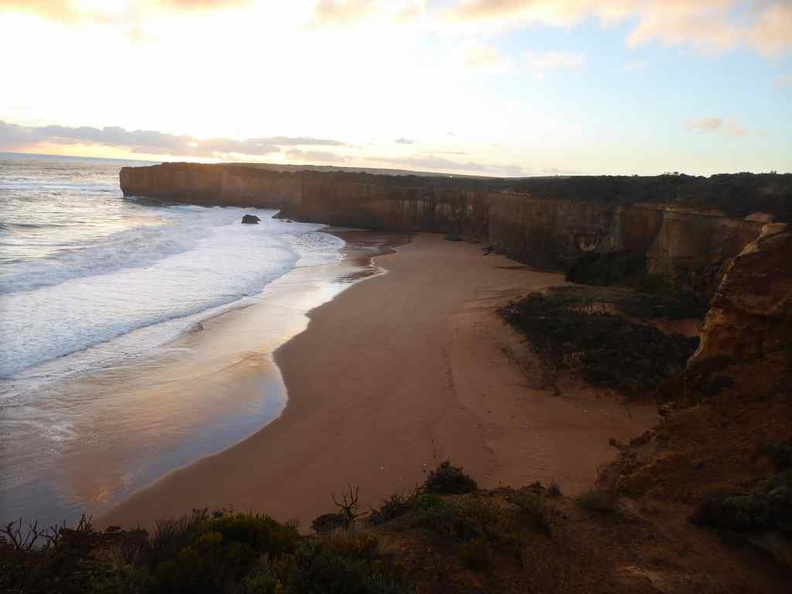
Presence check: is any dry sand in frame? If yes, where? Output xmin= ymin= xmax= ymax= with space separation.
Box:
xmin=101 ymin=233 xmax=656 ymax=529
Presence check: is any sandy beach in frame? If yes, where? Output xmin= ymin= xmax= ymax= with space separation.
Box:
xmin=101 ymin=233 xmax=656 ymax=530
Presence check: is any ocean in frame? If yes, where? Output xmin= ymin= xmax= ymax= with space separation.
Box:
xmin=0 ymin=153 xmax=347 ymax=525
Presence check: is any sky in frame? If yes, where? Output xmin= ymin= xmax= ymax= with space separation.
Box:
xmin=0 ymin=0 xmax=790 ymax=176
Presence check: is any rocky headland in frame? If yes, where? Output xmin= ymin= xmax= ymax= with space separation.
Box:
xmin=122 ymin=163 xmax=790 ymax=302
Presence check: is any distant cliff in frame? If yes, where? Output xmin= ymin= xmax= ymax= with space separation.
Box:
xmin=121 ymin=163 xmax=779 ymax=298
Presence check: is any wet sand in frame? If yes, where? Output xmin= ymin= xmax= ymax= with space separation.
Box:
xmin=1 ymin=229 xmax=403 ymax=527
xmin=101 ymin=234 xmax=657 ymax=529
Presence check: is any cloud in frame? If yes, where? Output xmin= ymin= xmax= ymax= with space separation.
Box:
xmin=461 ymin=43 xmax=510 ymax=70
xmin=312 ymin=0 xmax=377 ymax=27
xmin=376 ymin=154 xmax=525 ymax=176
xmin=6 ymin=1 xmax=789 ymax=59
xmin=446 ymin=1 xmax=792 ymax=58
xmin=395 ymin=137 xmax=415 ymax=144
xmin=310 ymin=0 xmax=426 ymax=28
xmin=0 ymin=0 xmax=253 ymax=24
xmin=748 ymin=3 xmax=792 ymax=57
xmin=541 ymin=166 xmax=579 ymax=174
xmin=0 ymin=0 xmax=73 ymax=21
xmin=625 ymin=59 xmax=647 ymax=72
xmin=285 ymin=148 xmax=351 ymax=164
xmin=526 ymin=50 xmax=585 ymax=78
xmin=0 ymin=120 xmax=347 ymax=158
xmin=683 ymin=117 xmax=747 ymax=137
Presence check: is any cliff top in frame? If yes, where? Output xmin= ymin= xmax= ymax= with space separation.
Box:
xmin=124 ymin=162 xmax=792 ymax=221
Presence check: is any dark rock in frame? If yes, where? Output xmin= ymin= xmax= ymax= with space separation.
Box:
xmin=241 ymin=214 xmax=261 ymax=224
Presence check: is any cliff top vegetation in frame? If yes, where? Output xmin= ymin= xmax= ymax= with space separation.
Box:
xmin=145 ymin=163 xmax=792 ymax=222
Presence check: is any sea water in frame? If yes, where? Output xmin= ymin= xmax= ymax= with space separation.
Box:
xmin=0 ymin=153 xmax=345 ymax=524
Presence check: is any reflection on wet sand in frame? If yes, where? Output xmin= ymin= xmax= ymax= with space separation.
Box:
xmin=1 ymin=229 xmax=408 ymax=528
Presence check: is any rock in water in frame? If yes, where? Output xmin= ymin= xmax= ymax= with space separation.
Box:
xmin=241 ymin=214 xmax=261 ymax=224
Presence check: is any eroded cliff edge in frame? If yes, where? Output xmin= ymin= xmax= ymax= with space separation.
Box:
xmin=121 ymin=163 xmax=787 ymax=299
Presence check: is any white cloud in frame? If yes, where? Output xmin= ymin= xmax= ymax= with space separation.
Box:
xmin=376 ymin=153 xmax=525 ymax=176
xmin=446 ymin=1 xmax=792 ymax=58
xmin=0 ymin=120 xmax=347 ymax=157
xmin=285 ymin=148 xmax=351 ymax=164
xmin=461 ymin=43 xmax=510 ymax=70
xmin=683 ymin=117 xmax=747 ymax=137
xmin=748 ymin=3 xmax=792 ymax=57
xmin=526 ymin=50 xmax=586 ymax=79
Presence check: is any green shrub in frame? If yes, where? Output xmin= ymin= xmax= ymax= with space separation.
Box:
xmin=412 ymin=494 xmax=446 ymax=513
xmin=760 ymin=440 xmax=792 ymax=471
xmin=692 ymin=471 xmax=792 ymax=533
xmin=152 ymin=511 xmax=299 ymax=593
xmin=499 ymin=286 xmax=700 ymax=398
xmin=312 ymin=513 xmax=346 ymax=534
xmin=269 ymin=536 xmax=405 ymax=594
xmin=423 ymin=461 xmax=478 ymax=495
xmin=576 ymin=489 xmax=620 ymax=514
xmin=511 ymin=492 xmax=551 ymax=534
xmin=369 ymin=491 xmax=418 ymax=525
xmin=408 ymin=495 xmax=526 ymax=572
xmin=0 ymin=509 xmax=404 ymax=594
xmin=458 ymin=537 xmax=494 ymax=571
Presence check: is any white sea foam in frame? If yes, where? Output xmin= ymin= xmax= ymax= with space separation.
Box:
xmin=0 ymin=156 xmax=344 ymax=380
xmin=0 ymin=212 xmax=342 ymax=378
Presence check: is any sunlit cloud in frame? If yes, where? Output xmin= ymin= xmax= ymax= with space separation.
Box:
xmin=0 ymin=0 xmax=253 ymax=19
xmin=375 ymin=154 xmax=526 ymax=176
xmin=311 ymin=0 xmax=376 ymax=27
xmin=310 ymin=0 xmax=424 ymax=28
xmin=0 ymin=120 xmax=347 ymax=158
xmin=683 ymin=117 xmax=747 ymax=137
xmin=461 ymin=43 xmax=511 ymax=71
xmin=285 ymin=148 xmax=351 ymax=164
xmin=1 ymin=1 xmax=789 ymax=175
xmin=747 ymin=3 xmax=792 ymax=57
xmin=446 ymin=0 xmax=792 ymax=58
xmin=526 ymin=50 xmax=585 ymax=79
xmin=3 ymin=1 xmax=789 ymax=58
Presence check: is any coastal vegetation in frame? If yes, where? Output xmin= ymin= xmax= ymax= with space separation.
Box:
xmin=499 ymin=285 xmax=700 ymax=398
xmin=5 ymin=456 xmax=791 ymax=593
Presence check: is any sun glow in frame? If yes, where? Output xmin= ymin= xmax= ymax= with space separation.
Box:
xmin=1 ymin=0 xmax=790 ymax=175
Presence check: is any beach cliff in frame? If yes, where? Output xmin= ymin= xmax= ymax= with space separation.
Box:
xmin=121 ymin=163 xmax=774 ymax=298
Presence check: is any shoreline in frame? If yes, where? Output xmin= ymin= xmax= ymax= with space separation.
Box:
xmin=100 ymin=233 xmax=657 ymax=530
xmin=1 ymin=227 xmax=404 ymax=528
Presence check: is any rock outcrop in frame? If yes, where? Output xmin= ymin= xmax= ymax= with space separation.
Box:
xmin=241 ymin=214 xmax=261 ymax=224
xmin=691 ymin=223 xmax=792 ymax=364
xmin=120 ymin=163 xmax=769 ymax=298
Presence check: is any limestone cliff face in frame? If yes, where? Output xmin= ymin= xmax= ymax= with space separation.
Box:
xmin=645 ymin=207 xmax=764 ymax=295
xmin=487 ymin=193 xmax=615 ymax=269
xmin=691 ymin=223 xmax=792 ymax=364
xmin=290 ymin=179 xmax=490 ymax=237
xmin=120 ymin=163 xmax=301 ymax=207
xmin=487 ymin=196 xmax=762 ymax=293
xmin=120 ymin=163 xmax=766 ymax=296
